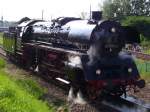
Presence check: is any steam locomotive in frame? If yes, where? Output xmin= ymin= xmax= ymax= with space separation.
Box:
xmin=3 ymin=11 xmax=145 ymax=100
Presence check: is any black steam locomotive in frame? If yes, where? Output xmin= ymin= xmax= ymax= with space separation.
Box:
xmin=3 ymin=11 xmax=145 ymax=100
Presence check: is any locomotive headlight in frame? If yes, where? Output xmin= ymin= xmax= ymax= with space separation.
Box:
xmin=128 ymin=68 xmax=132 ymax=73
xmin=111 ymin=27 xmax=116 ymax=33
xmin=96 ymin=69 xmax=101 ymax=75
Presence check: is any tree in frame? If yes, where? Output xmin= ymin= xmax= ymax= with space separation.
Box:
xmin=102 ymin=0 xmax=150 ymax=20
xmin=103 ymin=0 xmax=131 ymax=20
xmin=130 ymin=0 xmax=146 ymax=16
xmin=119 ymin=0 xmax=131 ymax=16
xmin=144 ymin=0 xmax=150 ymax=16
xmin=102 ymin=0 xmax=116 ymax=19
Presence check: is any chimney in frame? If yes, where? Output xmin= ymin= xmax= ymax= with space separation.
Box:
xmin=92 ymin=11 xmax=102 ymax=21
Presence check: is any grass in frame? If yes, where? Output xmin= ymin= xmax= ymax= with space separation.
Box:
xmin=0 ymin=33 xmax=3 ymax=45
xmin=0 ymin=58 xmax=5 ymax=69
xmin=0 ymin=58 xmax=56 ymax=112
xmin=15 ymin=79 xmax=45 ymax=99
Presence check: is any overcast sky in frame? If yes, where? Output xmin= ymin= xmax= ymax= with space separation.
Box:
xmin=0 ymin=0 xmax=104 ymax=21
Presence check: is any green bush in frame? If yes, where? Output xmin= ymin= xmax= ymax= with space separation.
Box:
xmin=122 ymin=16 xmax=150 ymax=48
xmin=122 ymin=16 xmax=150 ymax=39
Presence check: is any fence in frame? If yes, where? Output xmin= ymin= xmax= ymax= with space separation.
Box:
xmin=136 ymin=60 xmax=150 ymax=73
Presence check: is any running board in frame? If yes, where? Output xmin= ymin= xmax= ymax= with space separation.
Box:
xmin=56 ymin=77 xmax=70 ymax=84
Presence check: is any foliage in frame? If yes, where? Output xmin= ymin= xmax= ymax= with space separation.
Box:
xmin=0 ymin=71 xmax=54 ymax=112
xmin=130 ymin=0 xmax=150 ymax=16
xmin=122 ymin=16 xmax=150 ymax=37
xmin=122 ymin=16 xmax=150 ymax=43
xmin=0 ymin=58 xmax=54 ymax=112
xmin=0 ymin=33 xmax=3 ymax=45
xmin=0 ymin=58 xmax=5 ymax=69
xmin=103 ymin=0 xmax=116 ymax=19
xmin=102 ymin=0 xmax=150 ymax=20
xmin=15 ymin=79 xmax=45 ymax=99
xmin=103 ymin=0 xmax=131 ymax=20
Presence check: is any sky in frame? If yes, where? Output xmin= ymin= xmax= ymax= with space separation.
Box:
xmin=0 ymin=0 xmax=104 ymax=21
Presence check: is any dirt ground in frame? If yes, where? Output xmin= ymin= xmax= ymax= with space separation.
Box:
xmin=128 ymin=81 xmax=150 ymax=103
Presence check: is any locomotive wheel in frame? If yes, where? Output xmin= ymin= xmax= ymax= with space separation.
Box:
xmin=68 ymin=68 xmax=89 ymax=99
xmin=86 ymin=87 xmax=101 ymax=100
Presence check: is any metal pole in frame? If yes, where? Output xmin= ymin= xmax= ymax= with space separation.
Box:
xmin=42 ymin=10 xmax=44 ymax=20
xmin=90 ymin=4 xmax=91 ymax=20
xmin=1 ymin=16 xmax=3 ymax=27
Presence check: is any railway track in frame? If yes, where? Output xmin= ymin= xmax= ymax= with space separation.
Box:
xmin=101 ymin=95 xmax=150 ymax=112
xmin=0 ymin=46 xmax=150 ymax=112
xmin=67 ymin=92 xmax=150 ymax=112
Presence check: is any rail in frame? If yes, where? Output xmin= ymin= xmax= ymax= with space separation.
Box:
xmin=102 ymin=95 xmax=150 ymax=112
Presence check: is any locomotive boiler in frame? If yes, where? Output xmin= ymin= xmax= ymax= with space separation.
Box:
xmin=3 ymin=11 xmax=145 ymax=101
